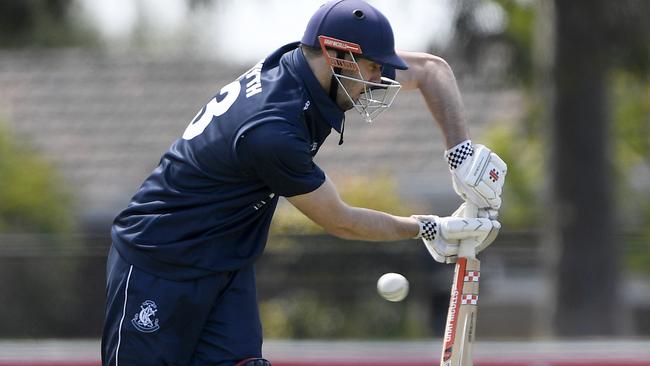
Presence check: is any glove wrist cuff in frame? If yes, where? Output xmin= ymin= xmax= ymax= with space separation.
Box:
xmin=411 ymin=215 xmax=439 ymax=241
xmin=444 ymin=139 xmax=473 ymax=170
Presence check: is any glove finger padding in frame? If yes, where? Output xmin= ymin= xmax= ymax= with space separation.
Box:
xmin=440 ymin=217 xmax=495 ymax=242
xmin=476 ymin=219 xmax=500 ymax=252
xmin=449 ymin=202 xmax=501 ymax=255
xmin=429 ymin=242 xmax=459 ymax=264
xmin=481 ymin=208 xmax=499 ymax=220
xmin=452 ymin=202 xmax=498 ymax=220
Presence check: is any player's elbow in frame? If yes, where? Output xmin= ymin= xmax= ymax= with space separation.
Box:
xmin=423 ymin=55 xmax=456 ymax=84
xmin=430 ymin=54 xmax=451 ymax=69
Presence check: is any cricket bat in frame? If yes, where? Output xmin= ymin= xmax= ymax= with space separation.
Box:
xmin=440 ymin=204 xmax=480 ymax=366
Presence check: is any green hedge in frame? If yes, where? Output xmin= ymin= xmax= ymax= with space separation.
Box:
xmin=0 ymin=122 xmax=74 ymax=235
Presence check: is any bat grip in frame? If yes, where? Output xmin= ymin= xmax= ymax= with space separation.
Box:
xmin=458 ymin=202 xmax=478 ymax=259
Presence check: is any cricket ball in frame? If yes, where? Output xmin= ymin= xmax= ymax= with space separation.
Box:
xmin=377 ymin=272 xmax=409 ymax=302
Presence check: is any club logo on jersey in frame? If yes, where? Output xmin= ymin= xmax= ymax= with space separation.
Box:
xmin=489 ymin=168 xmax=500 ymax=182
xmin=132 ymin=300 xmax=160 ymax=333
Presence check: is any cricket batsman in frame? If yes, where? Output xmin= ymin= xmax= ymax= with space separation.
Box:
xmin=102 ymin=1 xmax=507 ymax=365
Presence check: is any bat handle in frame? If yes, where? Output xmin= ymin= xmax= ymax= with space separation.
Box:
xmin=459 ymin=202 xmax=478 ymax=259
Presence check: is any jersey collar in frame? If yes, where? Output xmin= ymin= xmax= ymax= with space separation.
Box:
xmin=287 ymin=44 xmax=345 ymax=133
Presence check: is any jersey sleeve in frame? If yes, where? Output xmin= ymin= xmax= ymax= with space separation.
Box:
xmin=236 ymin=121 xmax=325 ymax=197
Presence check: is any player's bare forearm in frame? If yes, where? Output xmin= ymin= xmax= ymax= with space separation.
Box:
xmin=395 ymin=51 xmax=469 ymax=148
xmin=287 ymin=176 xmax=420 ymax=241
xmin=327 ymin=206 xmax=418 ymax=241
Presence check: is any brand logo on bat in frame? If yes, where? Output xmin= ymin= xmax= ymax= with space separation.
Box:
xmin=489 ymin=168 xmax=500 ymax=182
xmin=442 ymin=259 xmax=469 ymax=363
xmin=132 ymin=300 xmax=160 ymax=333
xmin=444 ymin=288 xmax=459 ymax=344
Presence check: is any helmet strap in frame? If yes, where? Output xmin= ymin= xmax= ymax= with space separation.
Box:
xmin=338 ymin=116 xmax=346 ymax=145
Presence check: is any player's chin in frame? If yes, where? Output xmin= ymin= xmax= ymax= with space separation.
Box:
xmin=338 ymin=99 xmax=354 ymax=111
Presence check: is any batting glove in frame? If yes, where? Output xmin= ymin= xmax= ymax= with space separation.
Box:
xmin=452 ymin=202 xmax=501 ymax=253
xmin=452 ymin=201 xmax=499 ymax=220
xmin=412 ymin=214 xmax=501 ymax=264
xmin=445 ymin=140 xmax=507 ymax=210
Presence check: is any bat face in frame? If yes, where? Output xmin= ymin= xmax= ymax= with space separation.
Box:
xmin=440 ymin=257 xmax=480 ymax=366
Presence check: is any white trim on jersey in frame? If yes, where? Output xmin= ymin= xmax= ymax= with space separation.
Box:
xmin=115 ymin=265 xmax=134 ymax=366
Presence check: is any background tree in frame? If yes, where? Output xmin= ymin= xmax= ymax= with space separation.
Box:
xmin=549 ymin=0 xmax=650 ymax=336
xmin=549 ymin=0 xmax=618 ymax=335
xmin=0 ymin=123 xmax=74 ymax=236
xmin=0 ymin=0 xmax=95 ymax=48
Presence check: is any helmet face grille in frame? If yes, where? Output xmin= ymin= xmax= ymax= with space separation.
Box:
xmin=336 ymin=75 xmax=401 ymax=123
xmin=319 ymin=35 xmax=402 ymax=123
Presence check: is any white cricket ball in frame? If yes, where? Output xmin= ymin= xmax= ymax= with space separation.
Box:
xmin=377 ymin=272 xmax=409 ymax=302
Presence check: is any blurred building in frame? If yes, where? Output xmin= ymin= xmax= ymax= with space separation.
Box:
xmin=0 ymin=50 xmax=522 ymax=228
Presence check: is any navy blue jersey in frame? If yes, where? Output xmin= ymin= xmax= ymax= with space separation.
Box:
xmin=111 ymin=42 xmax=394 ymax=280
